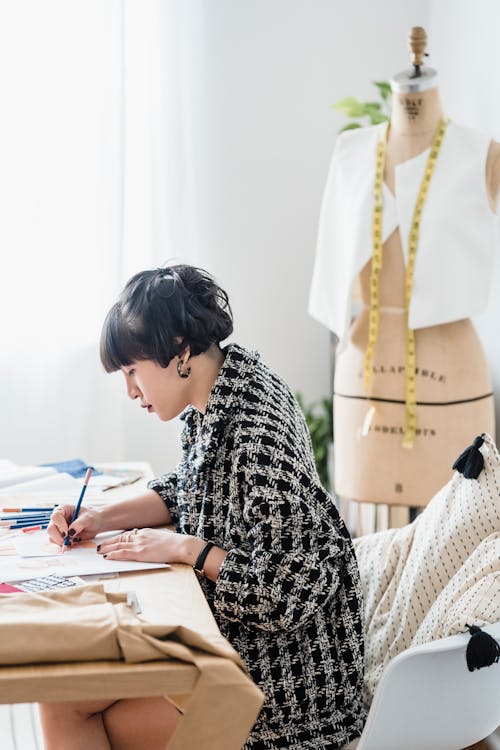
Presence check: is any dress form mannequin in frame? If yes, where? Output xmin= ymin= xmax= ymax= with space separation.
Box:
xmin=329 ymin=28 xmax=498 ymax=525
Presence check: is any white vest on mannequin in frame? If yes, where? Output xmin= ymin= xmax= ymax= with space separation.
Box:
xmin=309 ymin=118 xmax=499 ymax=340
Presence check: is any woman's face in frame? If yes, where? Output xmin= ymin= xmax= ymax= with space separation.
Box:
xmin=121 ymin=356 xmax=189 ymax=421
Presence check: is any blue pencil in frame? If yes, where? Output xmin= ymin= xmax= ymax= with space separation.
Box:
xmin=9 ymin=522 xmax=49 ymax=531
xmin=1 ymin=506 xmax=57 ymax=513
xmin=1 ymin=512 xmax=53 ymax=521
xmin=8 ymin=520 xmax=51 ymax=530
xmin=0 ymin=513 xmax=52 ymax=521
xmin=63 ymin=467 xmax=92 ymax=548
xmin=0 ymin=516 xmax=50 ymax=527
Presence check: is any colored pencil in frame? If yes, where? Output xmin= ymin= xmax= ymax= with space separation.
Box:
xmin=22 ymin=524 xmax=48 ymax=533
xmin=6 ymin=519 xmax=51 ymax=529
xmin=0 ymin=513 xmax=53 ymax=521
xmin=63 ymin=468 xmax=92 ymax=549
xmin=1 ymin=509 xmax=52 ymax=515
xmin=0 ymin=512 xmax=53 ymax=520
xmin=1 ymin=507 xmax=57 ymax=513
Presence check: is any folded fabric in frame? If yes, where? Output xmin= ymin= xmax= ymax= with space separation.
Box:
xmin=0 ymin=583 xmax=244 ymax=666
xmin=353 ymin=433 xmax=500 ymax=708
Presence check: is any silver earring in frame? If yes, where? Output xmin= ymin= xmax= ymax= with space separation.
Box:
xmin=177 ymin=360 xmax=191 ymax=379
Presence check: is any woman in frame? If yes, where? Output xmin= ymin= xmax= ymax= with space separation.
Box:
xmin=42 ymin=265 xmax=365 ymax=750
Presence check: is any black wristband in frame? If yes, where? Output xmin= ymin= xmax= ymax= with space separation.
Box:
xmin=193 ymin=541 xmax=214 ymax=576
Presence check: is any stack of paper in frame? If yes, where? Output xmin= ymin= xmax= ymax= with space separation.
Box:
xmin=0 ymin=460 xmax=56 ymax=489
xmin=0 ymin=459 xmax=145 ymax=508
xmin=0 ymin=460 xmax=106 ymax=504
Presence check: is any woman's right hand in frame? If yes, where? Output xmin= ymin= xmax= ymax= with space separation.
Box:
xmin=47 ymin=505 xmax=103 ymax=547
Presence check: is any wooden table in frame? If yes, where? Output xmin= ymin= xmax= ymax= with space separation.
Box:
xmin=0 ymin=463 xmax=264 ymax=749
xmin=0 ymin=567 xmax=226 ymax=702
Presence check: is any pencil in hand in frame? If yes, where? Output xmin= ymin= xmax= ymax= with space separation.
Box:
xmin=62 ymin=468 xmax=92 ymax=552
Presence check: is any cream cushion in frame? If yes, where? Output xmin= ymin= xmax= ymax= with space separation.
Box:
xmin=353 ymin=433 xmax=500 ymax=707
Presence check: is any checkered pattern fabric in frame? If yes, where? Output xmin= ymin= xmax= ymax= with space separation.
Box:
xmin=148 ymin=344 xmax=365 ymax=749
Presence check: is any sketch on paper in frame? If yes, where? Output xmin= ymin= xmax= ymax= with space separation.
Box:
xmin=0 ymin=531 xmax=168 ymax=582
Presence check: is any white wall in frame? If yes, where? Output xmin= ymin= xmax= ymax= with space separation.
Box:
xmin=428 ymin=0 xmax=500 ymax=438
xmin=126 ymin=0 xmax=431 ymax=474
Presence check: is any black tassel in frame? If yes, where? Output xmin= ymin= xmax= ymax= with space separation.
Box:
xmin=465 ymin=624 xmax=500 ymax=672
xmin=452 ymin=435 xmax=485 ymax=479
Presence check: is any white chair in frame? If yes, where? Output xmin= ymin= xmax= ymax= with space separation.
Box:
xmin=353 ymin=622 xmax=500 ymax=750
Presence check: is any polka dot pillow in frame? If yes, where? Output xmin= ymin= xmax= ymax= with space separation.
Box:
xmin=353 ymin=433 xmax=500 ymax=707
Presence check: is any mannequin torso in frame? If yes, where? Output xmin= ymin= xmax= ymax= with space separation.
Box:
xmin=333 ymin=81 xmax=497 ymax=508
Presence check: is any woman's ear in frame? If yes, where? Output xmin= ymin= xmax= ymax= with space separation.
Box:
xmin=172 ymin=336 xmax=190 ymax=364
xmin=176 ymin=345 xmax=192 ymax=379
xmin=178 ymin=345 xmax=191 ymax=364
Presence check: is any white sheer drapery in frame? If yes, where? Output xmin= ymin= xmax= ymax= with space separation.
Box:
xmin=0 ymin=0 xmax=204 ymax=471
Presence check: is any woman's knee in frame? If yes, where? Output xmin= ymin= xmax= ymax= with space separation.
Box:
xmin=103 ymin=696 xmax=181 ymax=750
xmin=39 ymin=699 xmax=118 ymax=723
xmin=39 ymin=700 xmax=117 ymax=750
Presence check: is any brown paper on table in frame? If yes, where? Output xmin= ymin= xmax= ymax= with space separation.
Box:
xmin=0 ymin=584 xmax=265 ymax=750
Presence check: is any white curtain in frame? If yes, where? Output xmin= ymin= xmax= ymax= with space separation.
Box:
xmin=0 ymin=0 xmax=204 ymax=472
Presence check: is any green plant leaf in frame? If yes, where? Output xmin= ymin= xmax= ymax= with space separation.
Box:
xmin=374 ymin=81 xmax=392 ymax=102
xmin=369 ymin=112 xmax=390 ymax=124
xmin=333 ymin=81 xmax=392 ymax=135
xmin=332 ymin=96 xmax=367 ymax=117
xmin=295 ymin=391 xmax=333 ymax=489
xmin=339 ymin=122 xmax=362 ymax=133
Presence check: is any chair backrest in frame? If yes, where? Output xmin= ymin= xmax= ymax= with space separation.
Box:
xmin=357 ymin=622 xmax=500 ymax=750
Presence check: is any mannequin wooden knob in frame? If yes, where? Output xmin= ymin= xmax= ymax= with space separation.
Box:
xmin=408 ymin=26 xmax=427 ymax=67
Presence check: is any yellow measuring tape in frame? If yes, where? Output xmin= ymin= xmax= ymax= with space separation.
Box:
xmin=364 ymin=116 xmax=448 ymax=448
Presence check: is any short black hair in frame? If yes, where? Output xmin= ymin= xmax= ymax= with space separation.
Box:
xmin=100 ymin=264 xmax=233 ymax=372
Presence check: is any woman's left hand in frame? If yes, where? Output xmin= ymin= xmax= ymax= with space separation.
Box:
xmin=96 ymin=528 xmax=189 ymax=564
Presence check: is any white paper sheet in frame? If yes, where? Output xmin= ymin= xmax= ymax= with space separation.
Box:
xmin=0 ymin=461 xmax=56 ymax=489
xmin=14 ymin=534 xmax=76 ymax=558
xmin=0 ymin=472 xmax=105 ymax=498
xmin=0 ymin=531 xmax=168 ymax=582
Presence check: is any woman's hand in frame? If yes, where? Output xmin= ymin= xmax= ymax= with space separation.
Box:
xmin=96 ymin=528 xmax=201 ymax=564
xmin=47 ymin=505 xmax=103 ymax=547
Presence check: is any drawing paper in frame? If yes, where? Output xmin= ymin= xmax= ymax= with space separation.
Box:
xmin=0 ymin=532 xmax=168 ymax=582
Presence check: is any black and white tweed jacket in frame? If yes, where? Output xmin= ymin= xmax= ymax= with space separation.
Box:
xmin=148 ymin=344 xmax=365 ymax=749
